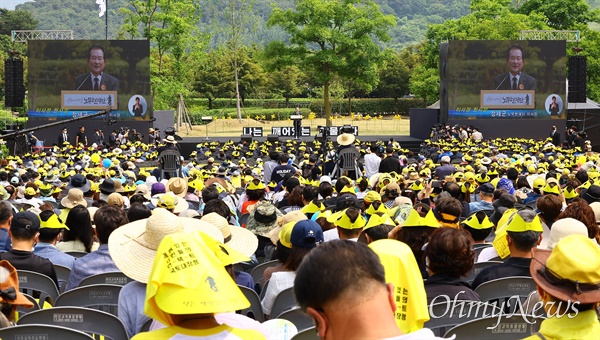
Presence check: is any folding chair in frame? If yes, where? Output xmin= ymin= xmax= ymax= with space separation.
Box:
xmin=54 ymin=264 xmax=71 ymax=294
xmin=66 ymin=251 xmax=88 ymax=258
xmin=250 ymin=260 xmax=280 ymax=285
xmin=78 ymin=272 xmax=132 ymax=287
xmin=16 ymin=293 xmax=40 ymax=317
xmin=462 ymin=261 xmax=502 ymax=285
xmin=472 ymin=244 xmax=493 ymax=260
xmin=475 ymin=276 xmax=536 ymax=312
xmin=187 ymin=200 xmax=200 ymax=211
xmin=0 ymin=324 xmax=93 ymax=340
xmin=55 ymin=284 xmax=122 ymax=317
xmin=239 ymin=213 xmax=250 ymax=227
xmin=158 ymin=150 xmax=182 ymax=180
xmin=444 ymin=314 xmax=545 ymax=339
xmin=140 ymin=318 xmax=153 ymax=332
xmin=425 ymin=300 xmax=501 ymax=337
xmin=331 ymin=148 xmax=362 ymax=180
xmin=18 ymin=306 xmax=129 ymax=340
xmin=270 ymin=287 xmax=299 ymax=318
xmin=17 ymin=270 xmax=60 ymax=306
xmin=260 ymin=279 xmax=270 ymax=300
xmin=277 ymin=307 xmax=314 ymax=332
xmin=238 ymin=285 xmax=265 ymax=322
xmin=291 ymin=326 xmax=318 ymax=340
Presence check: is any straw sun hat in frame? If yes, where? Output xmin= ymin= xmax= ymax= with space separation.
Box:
xmin=530 ymin=234 xmax=600 ymax=305
xmin=336 ymin=133 xmax=355 ymax=146
xmin=201 ymin=212 xmax=258 ymax=258
xmin=108 ymin=208 xmax=223 ymax=284
xmin=60 ymin=188 xmax=87 ymax=209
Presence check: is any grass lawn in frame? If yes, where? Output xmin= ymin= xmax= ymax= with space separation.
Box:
xmin=178 ymin=117 xmax=410 ymax=137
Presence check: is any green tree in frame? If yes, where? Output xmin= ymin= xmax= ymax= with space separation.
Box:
xmin=119 ymin=0 xmax=204 ymax=109
xmin=516 ymin=0 xmax=599 ymax=30
xmin=264 ymin=65 xmax=305 ymax=102
xmin=374 ymin=49 xmax=411 ymax=100
xmin=0 ymin=9 xmax=38 ymax=36
xmin=265 ymin=0 xmax=396 ymax=125
xmin=409 ymin=65 xmax=438 ymax=105
xmin=195 ymin=49 xmax=234 ymax=109
xmin=17 ymin=0 xmax=125 ymax=39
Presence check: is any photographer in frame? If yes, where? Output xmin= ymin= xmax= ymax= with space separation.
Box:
xmin=94 ymin=129 xmax=104 ymax=146
xmin=118 ymin=127 xmax=129 ymax=145
xmin=109 ymin=130 xmax=118 ymax=148
xmin=148 ymin=128 xmax=160 ymax=145
xmin=128 ymin=129 xmax=142 ymax=143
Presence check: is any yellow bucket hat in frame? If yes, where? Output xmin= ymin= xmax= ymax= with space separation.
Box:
xmin=364 ymin=191 xmax=382 ymax=203
xmin=278 ymin=221 xmax=295 ymax=249
xmin=530 ymin=235 xmax=600 ymax=305
xmin=144 ymin=232 xmax=250 ymax=326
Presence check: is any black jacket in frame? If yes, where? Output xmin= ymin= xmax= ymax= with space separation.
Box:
xmin=425 ymin=273 xmax=480 ymax=304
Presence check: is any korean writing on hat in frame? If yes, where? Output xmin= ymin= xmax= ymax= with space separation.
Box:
xmin=394 ymin=286 xmax=409 ymax=321
xmin=162 ymin=241 xmax=199 ymax=274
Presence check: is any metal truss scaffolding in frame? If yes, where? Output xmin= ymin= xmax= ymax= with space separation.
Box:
xmin=520 ymin=30 xmax=580 ymax=42
xmin=11 ymin=30 xmax=73 ymax=43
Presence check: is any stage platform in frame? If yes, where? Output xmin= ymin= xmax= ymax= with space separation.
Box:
xmin=176 ymin=135 xmax=424 ymax=158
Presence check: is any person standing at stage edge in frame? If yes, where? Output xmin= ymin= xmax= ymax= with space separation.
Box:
xmin=550 ymin=125 xmax=560 ymax=146
xmin=75 ymin=126 xmax=88 ymax=147
xmin=58 ymin=127 xmax=69 ymax=146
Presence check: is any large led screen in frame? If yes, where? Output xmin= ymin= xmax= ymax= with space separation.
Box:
xmin=28 ymin=40 xmax=151 ymax=121
xmin=447 ymin=40 xmax=566 ymax=119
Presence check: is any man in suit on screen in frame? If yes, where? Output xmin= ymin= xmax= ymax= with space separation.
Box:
xmin=493 ymin=45 xmax=536 ymax=91
xmin=73 ymin=45 xmax=118 ymax=91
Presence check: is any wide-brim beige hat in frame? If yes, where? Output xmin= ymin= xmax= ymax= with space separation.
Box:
xmin=167 ymin=177 xmax=188 ymax=198
xmin=269 ymin=210 xmax=308 ymax=245
xmin=60 ymin=188 xmax=87 ymax=209
xmin=337 ymin=133 xmax=355 ymax=146
xmin=108 ymin=208 xmax=223 ymax=283
xmin=134 ymin=184 xmax=151 ymax=200
xmin=201 ymin=212 xmax=258 ymax=258
xmin=150 ymin=193 xmax=189 ymax=214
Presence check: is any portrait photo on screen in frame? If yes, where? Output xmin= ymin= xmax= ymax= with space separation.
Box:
xmin=28 ymin=40 xmax=151 ymax=121
xmin=446 ymin=40 xmax=566 ymax=120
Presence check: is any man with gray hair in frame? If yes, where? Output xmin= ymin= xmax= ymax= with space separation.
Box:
xmin=434 ymin=155 xmax=455 ymax=179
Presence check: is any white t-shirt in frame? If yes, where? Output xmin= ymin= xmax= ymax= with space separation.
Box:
xmin=364 ymin=153 xmax=382 ymax=178
xmin=477 ymin=246 xmax=499 ymax=263
xmin=260 ymin=271 xmax=296 ymax=316
xmin=323 ymin=228 xmax=339 ymax=242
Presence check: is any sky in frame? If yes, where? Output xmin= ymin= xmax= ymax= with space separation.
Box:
xmin=0 ymin=0 xmax=32 ymax=10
